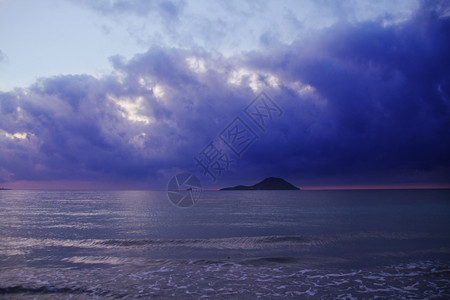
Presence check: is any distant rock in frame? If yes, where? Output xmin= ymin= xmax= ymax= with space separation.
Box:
xmin=221 ymin=177 xmax=300 ymax=190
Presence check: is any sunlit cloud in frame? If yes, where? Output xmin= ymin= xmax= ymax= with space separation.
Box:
xmin=152 ymin=85 xmax=165 ymax=99
xmin=227 ymin=68 xmax=279 ymax=92
xmin=108 ymin=95 xmax=153 ymax=125
xmin=186 ymin=57 xmax=207 ymax=73
xmin=1 ymin=130 xmax=30 ymax=140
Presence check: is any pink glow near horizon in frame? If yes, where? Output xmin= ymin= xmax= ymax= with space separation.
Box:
xmin=299 ymin=184 xmax=450 ymax=190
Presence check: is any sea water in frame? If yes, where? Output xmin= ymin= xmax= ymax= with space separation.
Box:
xmin=0 ymin=189 xmax=449 ymax=298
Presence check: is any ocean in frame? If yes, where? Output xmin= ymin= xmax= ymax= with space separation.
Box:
xmin=0 ymin=189 xmax=449 ymax=299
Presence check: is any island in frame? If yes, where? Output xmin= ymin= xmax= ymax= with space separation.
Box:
xmin=220 ymin=177 xmax=300 ymax=190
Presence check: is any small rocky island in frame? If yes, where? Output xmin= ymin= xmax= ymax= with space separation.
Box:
xmin=221 ymin=177 xmax=300 ymax=190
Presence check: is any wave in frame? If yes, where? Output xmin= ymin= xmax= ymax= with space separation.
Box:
xmin=0 ymin=285 xmax=128 ymax=298
xmin=94 ymin=235 xmax=318 ymax=250
xmin=94 ymin=231 xmax=434 ymax=250
xmin=1 ymin=231 xmax=445 ymax=256
xmin=2 ymin=260 xmax=448 ymax=298
xmin=0 ymin=285 xmax=88 ymax=296
xmin=243 ymin=256 xmax=300 ymax=265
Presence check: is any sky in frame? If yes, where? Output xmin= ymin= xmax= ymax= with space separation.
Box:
xmin=0 ymin=0 xmax=449 ymax=190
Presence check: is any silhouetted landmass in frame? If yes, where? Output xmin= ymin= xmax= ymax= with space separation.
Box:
xmin=221 ymin=177 xmax=300 ymax=190
xmin=0 ymin=188 xmax=11 ymax=190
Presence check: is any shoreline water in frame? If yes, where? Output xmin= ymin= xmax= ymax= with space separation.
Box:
xmin=0 ymin=189 xmax=449 ymax=298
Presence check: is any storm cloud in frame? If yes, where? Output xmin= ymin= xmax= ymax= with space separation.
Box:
xmin=0 ymin=1 xmax=449 ymax=188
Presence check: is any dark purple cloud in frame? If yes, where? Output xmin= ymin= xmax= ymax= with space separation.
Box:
xmin=0 ymin=2 xmax=449 ymax=188
xmin=236 ymin=3 xmax=450 ymax=186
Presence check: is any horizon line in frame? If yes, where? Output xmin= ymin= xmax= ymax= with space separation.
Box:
xmin=1 ymin=185 xmax=449 ymax=191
